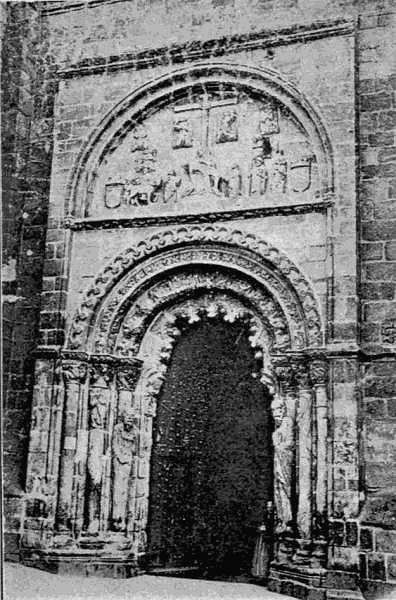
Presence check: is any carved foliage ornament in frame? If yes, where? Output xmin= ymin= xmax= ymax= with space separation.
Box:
xmin=108 ymin=270 xmax=289 ymax=357
xmin=67 ymin=225 xmax=322 ymax=351
xmin=95 ymin=246 xmax=306 ymax=353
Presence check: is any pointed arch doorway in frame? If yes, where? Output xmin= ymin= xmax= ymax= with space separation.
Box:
xmin=145 ymin=315 xmax=274 ymax=579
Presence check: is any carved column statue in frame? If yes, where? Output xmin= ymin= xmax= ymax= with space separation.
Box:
xmin=272 ymin=362 xmax=297 ymax=536
xmin=113 ymin=359 xmax=143 ymax=537
xmin=85 ymin=362 xmax=113 ymax=536
xmin=111 ymin=410 xmax=138 ymax=532
xmin=56 ymin=359 xmax=88 ymax=534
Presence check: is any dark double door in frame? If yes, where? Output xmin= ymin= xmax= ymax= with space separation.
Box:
xmin=146 ymin=318 xmax=273 ymax=577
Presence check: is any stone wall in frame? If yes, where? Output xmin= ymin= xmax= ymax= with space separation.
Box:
xmin=2 ymin=1 xmax=56 ymax=560
xmin=1 ymin=1 xmax=395 ymax=598
xmin=358 ymin=10 xmax=396 ymax=599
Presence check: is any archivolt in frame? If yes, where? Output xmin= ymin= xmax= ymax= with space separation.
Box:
xmin=67 ymin=225 xmax=323 ymax=352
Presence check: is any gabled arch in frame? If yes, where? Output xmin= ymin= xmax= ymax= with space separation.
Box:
xmin=66 ymin=62 xmax=334 ymax=218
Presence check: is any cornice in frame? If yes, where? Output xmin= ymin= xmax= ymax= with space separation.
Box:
xmin=42 ymin=0 xmax=127 ymax=15
xmin=68 ymin=200 xmax=332 ymax=232
xmin=34 ymin=345 xmax=395 ymax=362
xmin=58 ymin=18 xmax=355 ymax=79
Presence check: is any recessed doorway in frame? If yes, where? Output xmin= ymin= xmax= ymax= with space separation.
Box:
xmin=145 ymin=316 xmax=273 ymax=580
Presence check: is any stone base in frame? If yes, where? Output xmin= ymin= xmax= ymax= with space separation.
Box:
xmin=268 ymin=565 xmax=365 ymax=600
xmin=20 ymin=548 xmax=139 ymax=578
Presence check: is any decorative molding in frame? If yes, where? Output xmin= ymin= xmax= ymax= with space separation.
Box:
xmin=66 ymin=225 xmax=323 ymax=352
xmin=57 ymin=19 xmax=354 ymax=78
xmin=68 ymin=199 xmax=332 ymax=231
xmin=43 ymin=0 xmax=127 ymax=15
xmin=110 ymin=272 xmax=288 ymax=357
xmin=93 ymin=245 xmax=308 ymax=352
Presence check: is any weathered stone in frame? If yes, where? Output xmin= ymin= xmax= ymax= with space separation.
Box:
xmin=388 ymin=554 xmax=396 ymax=579
xmin=360 ymin=528 xmax=374 ymax=551
xmin=375 ymin=530 xmax=396 ymax=553
xmin=367 ymin=553 xmax=386 ymax=581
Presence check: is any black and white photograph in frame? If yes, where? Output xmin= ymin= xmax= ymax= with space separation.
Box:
xmin=1 ymin=1 xmax=396 ymax=599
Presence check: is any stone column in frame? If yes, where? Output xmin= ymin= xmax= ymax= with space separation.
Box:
xmin=294 ymin=359 xmax=314 ymax=564
xmin=310 ymin=358 xmax=329 ymax=569
xmin=310 ymin=358 xmax=329 ymax=523
xmin=56 ymin=358 xmax=88 ymax=534
xmin=85 ymin=361 xmax=114 ymax=536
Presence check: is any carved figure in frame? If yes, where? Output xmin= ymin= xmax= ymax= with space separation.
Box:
xmin=216 ymin=110 xmax=238 ymax=143
xmin=89 ymin=388 xmax=108 ymax=429
xmin=254 ymin=105 xmax=279 ymax=145
xmin=178 ymin=164 xmax=195 ymax=198
xmin=249 ymin=154 xmax=269 ymax=196
xmin=189 ymin=146 xmax=219 ymax=194
xmin=270 ymin=149 xmax=287 ymax=193
xmin=271 ymin=394 xmax=295 ymax=534
xmin=228 ymin=164 xmax=242 ymax=198
xmin=86 ymin=385 xmax=109 ymax=534
xmin=111 ymin=411 xmax=138 ymax=532
xmin=130 ymin=125 xmax=149 ymax=153
xmin=172 ymin=118 xmax=193 ymax=148
xmin=163 ymin=169 xmax=181 ymax=203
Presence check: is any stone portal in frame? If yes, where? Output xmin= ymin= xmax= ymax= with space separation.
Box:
xmin=146 ymin=317 xmax=273 ymax=577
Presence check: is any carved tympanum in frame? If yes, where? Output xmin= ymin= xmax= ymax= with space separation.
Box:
xmin=86 ymin=81 xmax=320 ymax=220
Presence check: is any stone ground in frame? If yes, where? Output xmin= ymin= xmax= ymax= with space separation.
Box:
xmin=3 ymin=563 xmax=294 ymax=600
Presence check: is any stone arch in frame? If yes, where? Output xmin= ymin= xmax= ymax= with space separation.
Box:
xmin=24 ymin=224 xmax=330 ymax=575
xmin=66 ymin=62 xmax=334 ymax=217
xmin=67 ymin=224 xmax=324 ymax=352
xmin=128 ymin=291 xmax=275 ymax=557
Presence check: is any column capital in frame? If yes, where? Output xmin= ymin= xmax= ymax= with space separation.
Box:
xmin=294 ymin=357 xmax=311 ymax=390
xmin=309 ymin=358 xmax=328 ymax=386
xmin=89 ymin=361 xmax=114 ymax=386
xmin=116 ymin=359 xmax=143 ymax=391
xmin=272 ymin=358 xmax=296 ymax=391
xmin=61 ymin=359 xmax=88 ymax=384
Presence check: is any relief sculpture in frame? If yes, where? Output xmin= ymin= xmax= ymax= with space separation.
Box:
xmin=249 ymin=154 xmax=269 ymax=197
xmin=86 ymin=365 xmax=111 ymax=535
xmin=111 ymin=410 xmax=138 ymax=532
xmin=215 ymin=110 xmax=238 ymax=143
xmin=172 ymin=118 xmax=193 ymax=149
xmin=98 ymin=86 xmax=317 ymax=218
xmin=86 ymin=388 xmax=108 ymax=534
xmin=271 ymin=393 xmax=295 ymax=534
